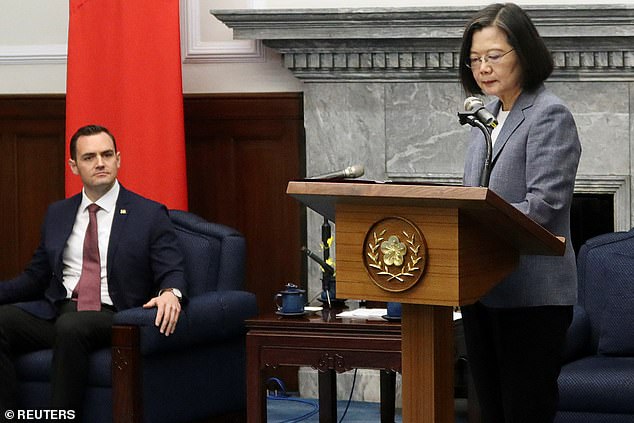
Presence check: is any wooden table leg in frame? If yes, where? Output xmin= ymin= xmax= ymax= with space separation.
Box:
xmin=380 ymin=369 xmax=396 ymax=423
xmin=318 ymin=369 xmax=337 ymax=422
xmin=246 ymin=335 xmax=266 ymax=423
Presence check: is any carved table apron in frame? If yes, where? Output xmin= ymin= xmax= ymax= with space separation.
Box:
xmin=246 ymin=310 xmax=401 ymax=423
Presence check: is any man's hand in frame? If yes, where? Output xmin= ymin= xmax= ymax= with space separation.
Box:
xmin=143 ymin=290 xmax=181 ymax=336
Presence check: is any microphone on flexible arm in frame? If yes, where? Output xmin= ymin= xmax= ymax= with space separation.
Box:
xmin=320 ymin=217 xmax=335 ymax=306
xmin=309 ymin=164 xmax=365 ymax=180
xmin=301 ymin=247 xmax=335 ymax=275
xmin=457 ymin=97 xmax=496 ymax=187
xmin=301 ymin=246 xmax=336 ymax=307
xmin=464 ymin=97 xmax=498 ymax=129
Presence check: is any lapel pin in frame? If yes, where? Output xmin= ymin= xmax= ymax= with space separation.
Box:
xmin=120 ymin=209 xmax=127 ymax=215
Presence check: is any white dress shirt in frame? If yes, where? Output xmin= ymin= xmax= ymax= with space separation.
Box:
xmin=62 ymin=181 xmax=120 ymax=306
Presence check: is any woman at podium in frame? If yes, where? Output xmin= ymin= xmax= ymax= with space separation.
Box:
xmin=458 ymin=3 xmax=581 ymax=422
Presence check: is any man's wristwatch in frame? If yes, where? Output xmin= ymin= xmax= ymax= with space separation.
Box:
xmin=160 ymin=288 xmax=183 ymax=302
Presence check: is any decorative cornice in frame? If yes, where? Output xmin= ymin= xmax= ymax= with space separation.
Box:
xmin=211 ymin=6 xmax=634 ymax=81
xmin=182 ymin=0 xmax=265 ymax=63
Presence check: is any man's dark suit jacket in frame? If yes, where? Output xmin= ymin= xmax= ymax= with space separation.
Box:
xmin=0 ymin=185 xmax=186 ymax=319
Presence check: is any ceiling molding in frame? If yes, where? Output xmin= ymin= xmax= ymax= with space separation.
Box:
xmin=182 ymin=0 xmax=265 ymax=64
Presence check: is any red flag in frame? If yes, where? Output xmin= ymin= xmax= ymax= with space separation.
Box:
xmin=65 ymin=0 xmax=188 ymax=210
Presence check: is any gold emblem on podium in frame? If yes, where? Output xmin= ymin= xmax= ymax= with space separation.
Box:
xmin=363 ymin=216 xmax=427 ymax=292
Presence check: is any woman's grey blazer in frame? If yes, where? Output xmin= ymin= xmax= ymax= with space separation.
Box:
xmin=463 ymin=84 xmax=582 ymax=308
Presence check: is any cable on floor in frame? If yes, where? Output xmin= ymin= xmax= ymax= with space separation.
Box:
xmin=266 ymin=377 xmax=319 ymax=423
xmin=338 ymin=368 xmax=358 ymax=422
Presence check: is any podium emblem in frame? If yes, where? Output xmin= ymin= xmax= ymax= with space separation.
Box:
xmin=363 ymin=216 xmax=428 ymax=292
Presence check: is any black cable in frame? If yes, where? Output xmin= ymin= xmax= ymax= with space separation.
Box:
xmin=338 ymin=369 xmax=358 ymax=422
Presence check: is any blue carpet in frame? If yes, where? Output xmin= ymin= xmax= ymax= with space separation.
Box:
xmin=267 ymin=396 xmax=469 ymax=422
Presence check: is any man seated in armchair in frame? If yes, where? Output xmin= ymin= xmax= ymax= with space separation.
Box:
xmin=0 ymin=124 xmax=186 ymax=420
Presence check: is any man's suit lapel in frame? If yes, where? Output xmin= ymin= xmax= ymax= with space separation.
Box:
xmin=53 ymin=195 xmax=82 ymax=276
xmin=107 ymin=187 xmax=131 ymax=276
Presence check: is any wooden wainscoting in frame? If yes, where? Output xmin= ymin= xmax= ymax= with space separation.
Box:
xmin=184 ymin=93 xmax=306 ymax=314
xmin=0 ymin=93 xmax=306 ymax=318
xmin=0 ymin=96 xmax=66 ymax=279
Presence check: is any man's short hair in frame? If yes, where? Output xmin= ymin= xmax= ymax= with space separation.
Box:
xmin=69 ymin=125 xmax=117 ymax=161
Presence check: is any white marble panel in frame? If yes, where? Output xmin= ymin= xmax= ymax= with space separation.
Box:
xmin=548 ymin=82 xmax=630 ymax=176
xmin=304 ymin=82 xmax=386 ymax=181
xmin=385 ymin=82 xmax=469 ymax=178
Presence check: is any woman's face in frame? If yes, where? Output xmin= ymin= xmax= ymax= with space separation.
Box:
xmin=469 ymin=26 xmax=523 ymax=110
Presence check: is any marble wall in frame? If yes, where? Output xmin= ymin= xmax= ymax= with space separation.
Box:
xmin=304 ymin=80 xmax=632 ymax=228
xmin=305 ymin=81 xmax=632 ymax=182
xmin=213 ymin=4 xmax=634 ymax=402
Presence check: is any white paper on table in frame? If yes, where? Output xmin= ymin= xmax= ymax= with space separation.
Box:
xmin=336 ymin=308 xmax=387 ymax=320
xmin=335 ymin=308 xmax=463 ymax=321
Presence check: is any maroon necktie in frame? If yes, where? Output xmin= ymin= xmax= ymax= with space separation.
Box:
xmin=75 ymin=203 xmax=102 ymax=311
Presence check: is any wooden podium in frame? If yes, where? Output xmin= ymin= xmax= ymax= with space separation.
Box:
xmin=287 ymin=180 xmax=564 ymax=422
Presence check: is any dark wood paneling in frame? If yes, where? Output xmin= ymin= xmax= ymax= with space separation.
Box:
xmin=0 ymin=96 xmax=66 ymax=279
xmin=184 ymin=93 xmax=306 ymax=315
xmin=0 ymin=94 xmax=306 ymax=319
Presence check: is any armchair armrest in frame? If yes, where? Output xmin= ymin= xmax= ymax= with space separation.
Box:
xmin=561 ymin=304 xmax=592 ymax=363
xmin=113 ymin=290 xmax=258 ymax=355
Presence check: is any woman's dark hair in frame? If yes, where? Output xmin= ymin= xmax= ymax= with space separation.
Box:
xmin=69 ymin=124 xmax=117 ymax=160
xmin=458 ymin=3 xmax=553 ymax=95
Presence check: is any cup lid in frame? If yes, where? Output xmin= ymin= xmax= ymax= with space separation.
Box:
xmin=280 ymin=283 xmax=305 ymax=294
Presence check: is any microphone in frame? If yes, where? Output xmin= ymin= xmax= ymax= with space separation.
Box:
xmin=321 ymin=217 xmax=331 ymax=263
xmin=301 ymin=247 xmax=335 ymax=275
xmin=464 ymin=97 xmax=498 ymax=129
xmin=310 ymin=164 xmax=365 ymax=180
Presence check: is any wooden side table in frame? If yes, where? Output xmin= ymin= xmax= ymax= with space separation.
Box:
xmin=246 ymin=309 xmax=401 ymax=423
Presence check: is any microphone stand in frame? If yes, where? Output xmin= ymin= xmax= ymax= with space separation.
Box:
xmin=458 ymin=111 xmax=493 ymax=187
xmin=300 ymin=243 xmax=336 ymax=308
xmin=321 ymin=217 xmax=333 ymax=307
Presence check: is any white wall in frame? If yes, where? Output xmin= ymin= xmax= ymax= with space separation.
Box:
xmin=0 ymin=0 xmax=302 ymax=94
xmin=0 ymin=0 xmax=630 ymax=94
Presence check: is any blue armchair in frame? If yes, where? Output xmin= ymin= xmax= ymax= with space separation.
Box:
xmin=556 ymin=230 xmax=634 ymax=423
xmin=15 ymin=210 xmax=258 ymax=422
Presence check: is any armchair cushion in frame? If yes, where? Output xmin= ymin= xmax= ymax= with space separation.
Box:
xmin=558 ymin=356 xmax=634 ymax=414
xmin=562 ymin=305 xmax=591 ymax=363
xmin=598 ymin=292 xmax=634 ymax=356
